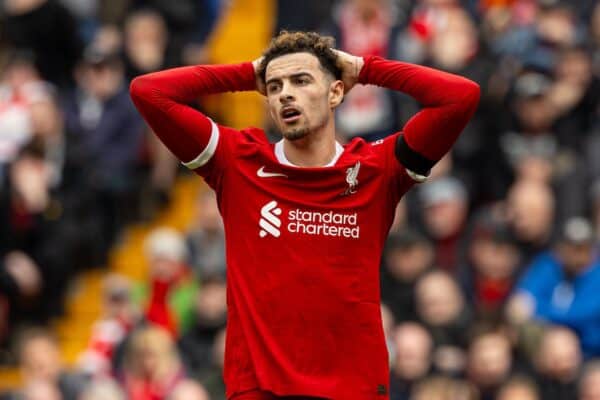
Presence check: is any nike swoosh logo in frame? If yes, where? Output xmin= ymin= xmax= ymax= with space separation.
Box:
xmin=257 ymin=166 xmax=288 ymax=178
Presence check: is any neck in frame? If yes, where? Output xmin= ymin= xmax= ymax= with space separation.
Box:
xmin=282 ymin=121 xmax=337 ymax=167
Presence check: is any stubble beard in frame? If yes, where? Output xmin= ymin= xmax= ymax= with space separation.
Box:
xmin=280 ymin=114 xmax=328 ymax=142
xmin=282 ymin=126 xmax=310 ymax=141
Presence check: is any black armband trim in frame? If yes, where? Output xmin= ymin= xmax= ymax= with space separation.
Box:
xmin=395 ymin=134 xmax=435 ymax=176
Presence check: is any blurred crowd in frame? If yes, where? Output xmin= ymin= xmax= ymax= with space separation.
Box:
xmin=0 ymin=0 xmax=599 ymax=399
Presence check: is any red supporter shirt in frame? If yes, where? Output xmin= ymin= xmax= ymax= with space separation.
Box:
xmin=129 ymin=55 xmax=479 ymax=400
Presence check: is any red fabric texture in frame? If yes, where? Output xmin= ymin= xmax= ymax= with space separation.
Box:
xmin=129 ymin=62 xmax=255 ymax=163
xmin=358 ymin=55 xmax=480 ymax=163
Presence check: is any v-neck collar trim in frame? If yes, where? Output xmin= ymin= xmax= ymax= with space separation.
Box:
xmin=274 ymin=140 xmax=344 ymax=167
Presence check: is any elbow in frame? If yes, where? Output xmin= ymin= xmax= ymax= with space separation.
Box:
xmin=129 ymin=75 xmax=152 ymax=103
xmin=452 ymin=79 xmax=480 ymax=115
xmin=463 ymin=80 xmax=481 ymax=110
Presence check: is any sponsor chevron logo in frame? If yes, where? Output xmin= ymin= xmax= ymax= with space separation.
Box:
xmin=259 ymin=200 xmax=282 ymax=238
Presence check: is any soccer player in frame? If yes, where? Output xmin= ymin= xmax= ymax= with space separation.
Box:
xmin=130 ymin=31 xmax=479 ymax=400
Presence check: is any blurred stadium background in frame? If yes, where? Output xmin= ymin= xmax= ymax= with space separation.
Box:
xmin=0 ymin=0 xmax=599 ymax=399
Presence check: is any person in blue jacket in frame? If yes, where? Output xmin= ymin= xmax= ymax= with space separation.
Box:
xmin=507 ymin=216 xmax=600 ymax=357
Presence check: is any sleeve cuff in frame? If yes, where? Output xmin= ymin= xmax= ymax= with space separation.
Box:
xmin=357 ymin=55 xmax=380 ymax=85
xmin=182 ymin=119 xmax=220 ymax=169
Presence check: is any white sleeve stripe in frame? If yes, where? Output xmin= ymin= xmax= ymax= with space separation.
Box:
xmin=182 ymin=120 xmax=220 ymax=170
xmin=406 ymin=168 xmax=428 ymax=183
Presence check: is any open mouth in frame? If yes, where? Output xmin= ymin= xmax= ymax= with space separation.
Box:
xmin=280 ymin=107 xmax=302 ymax=123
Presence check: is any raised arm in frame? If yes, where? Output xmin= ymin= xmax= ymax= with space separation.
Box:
xmin=129 ymin=63 xmax=256 ymax=165
xmin=351 ymin=55 xmax=480 ymax=178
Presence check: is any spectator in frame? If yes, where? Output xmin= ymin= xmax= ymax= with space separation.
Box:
xmin=380 ymin=229 xmax=434 ymax=323
xmin=136 ymin=227 xmax=197 ymax=336
xmin=505 ymin=179 xmax=555 ymax=265
xmin=78 ymin=378 xmax=126 ymax=400
xmin=168 ymin=379 xmax=211 ymax=400
xmin=459 ymin=209 xmax=520 ymax=322
xmin=9 ymin=328 xmax=86 ymax=400
xmin=534 ymin=326 xmax=581 ymax=400
xmin=178 ymin=275 xmax=227 ymax=377
xmin=467 ymin=331 xmax=513 ymax=400
xmin=418 ymin=176 xmax=470 ymax=271
xmin=200 ymin=327 xmax=226 ymax=400
xmin=0 ymin=141 xmax=96 ymax=321
xmin=580 ymin=361 xmax=600 ymax=400
xmin=507 ymin=217 xmax=600 ymax=357
xmin=276 ymin=0 xmax=335 ymax=32
xmin=389 ymin=322 xmax=432 ymax=400
xmin=77 ymin=274 xmax=141 ymax=377
xmin=64 ymin=44 xmax=145 ymax=258
xmin=0 ymin=0 xmax=83 ymax=88
xmin=415 ymin=270 xmax=472 ymax=375
xmin=0 ymin=52 xmax=43 ymax=176
xmin=0 ymin=251 xmax=41 ymax=347
xmin=129 ymin=0 xmax=222 ymax=66
xmin=20 ymin=380 xmax=62 ymax=400
xmin=120 ymin=325 xmax=185 ymax=400
xmin=186 ymin=190 xmax=226 ymax=279
xmin=323 ymin=0 xmax=403 ymax=142
xmin=496 ymin=376 xmax=540 ymax=400
xmin=410 ymin=376 xmax=478 ymax=400
xmin=122 ymin=9 xmax=173 ymax=81
xmin=120 ymin=9 xmax=181 ymax=216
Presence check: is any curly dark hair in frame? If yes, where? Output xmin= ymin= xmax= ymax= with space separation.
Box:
xmin=257 ymin=31 xmax=342 ymax=84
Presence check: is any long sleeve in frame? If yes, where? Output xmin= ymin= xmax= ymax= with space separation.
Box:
xmin=129 ymin=63 xmax=256 ymax=164
xmin=358 ymin=56 xmax=480 ymax=174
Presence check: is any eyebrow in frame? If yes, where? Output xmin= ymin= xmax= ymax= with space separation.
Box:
xmin=265 ymin=72 xmax=313 ymax=86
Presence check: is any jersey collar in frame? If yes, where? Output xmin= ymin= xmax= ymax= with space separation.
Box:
xmin=274 ymin=140 xmax=344 ymax=167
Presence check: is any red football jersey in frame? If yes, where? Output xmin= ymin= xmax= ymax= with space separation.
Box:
xmin=129 ymin=54 xmax=480 ymax=400
xmin=189 ymin=121 xmax=417 ymax=400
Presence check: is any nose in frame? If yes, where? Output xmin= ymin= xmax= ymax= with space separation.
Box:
xmin=279 ymin=82 xmax=295 ymax=104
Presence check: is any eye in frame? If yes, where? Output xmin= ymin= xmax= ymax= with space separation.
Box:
xmin=267 ymin=82 xmax=281 ymax=94
xmin=295 ymin=76 xmax=310 ymax=85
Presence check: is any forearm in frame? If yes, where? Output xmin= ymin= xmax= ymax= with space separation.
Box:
xmin=358 ymin=56 xmax=480 ymax=169
xmin=129 ymin=63 xmax=256 ymax=163
xmin=131 ymin=63 xmax=256 ymax=103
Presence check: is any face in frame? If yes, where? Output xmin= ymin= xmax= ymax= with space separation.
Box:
xmin=196 ymin=191 xmax=222 ymax=234
xmin=385 ymin=244 xmax=433 ymax=282
xmin=558 ymin=242 xmax=594 ymax=276
xmin=265 ymin=52 xmax=343 ymax=141
xmin=20 ymin=337 xmax=62 ymax=382
xmin=497 ymin=384 xmax=538 ymax=400
xmin=538 ymin=329 xmax=581 ymax=381
xmin=508 ymin=181 xmax=554 ymax=242
xmin=415 ymin=273 xmax=463 ymax=325
xmin=424 ymin=199 xmax=468 ymax=239
xmin=195 ymin=282 xmax=227 ymax=324
xmin=581 ymin=368 xmax=600 ymax=400
xmin=393 ymin=324 xmax=432 ymax=380
xmin=470 ymin=239 xmax=519 ymax=280
xmin=468 ymin=334 xmax=511 ymax=387
xmin=77 ymin=62 xmax=124 ymax=100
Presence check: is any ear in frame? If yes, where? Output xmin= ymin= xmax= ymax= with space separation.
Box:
xmin=328 ymin=79 xmax=344 ymax=109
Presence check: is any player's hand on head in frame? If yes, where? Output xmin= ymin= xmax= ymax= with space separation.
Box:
xmin=252 ymin=57 xmax=266 ymax=96
xmin=331 ymin=49 xmax=364 ymax=94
